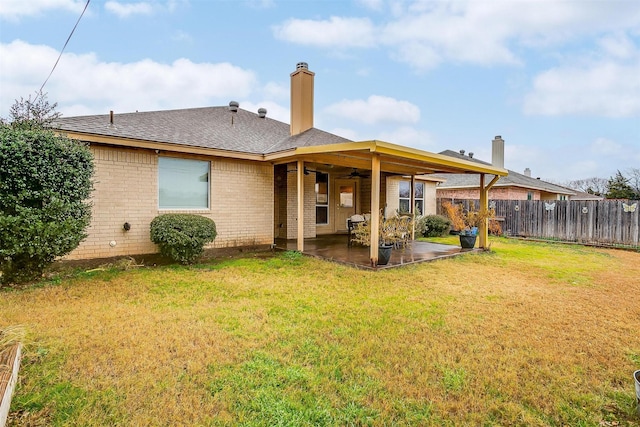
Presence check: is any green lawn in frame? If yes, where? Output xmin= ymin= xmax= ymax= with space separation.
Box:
xmin=1 ymin=238 xmax=639 ymax=426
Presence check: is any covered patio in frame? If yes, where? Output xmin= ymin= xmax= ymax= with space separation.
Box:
xmin=268 ymin=139 xmax=508 ymax=266
xmin=275 ymin=235 xmax=478 ymax=269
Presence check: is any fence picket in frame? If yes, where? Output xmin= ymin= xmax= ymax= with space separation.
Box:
xmin=438 ymin=198 xmax=640 ymax=248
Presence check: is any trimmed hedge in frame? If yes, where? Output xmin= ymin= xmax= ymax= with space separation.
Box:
xmin=150 ymin=214 xmax=217 ymax=264
xmin=416 ymin=215 xmax=452 ymax=237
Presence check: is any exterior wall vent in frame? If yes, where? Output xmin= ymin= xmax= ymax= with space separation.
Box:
xmin=258 ymin=108 xmax=267 ymax=118
xmin=228 ymin=101 xmax=239 ymax=112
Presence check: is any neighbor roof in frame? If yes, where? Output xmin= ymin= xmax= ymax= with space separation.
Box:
xmin=434 ymin=150 xmax=575 ymax=195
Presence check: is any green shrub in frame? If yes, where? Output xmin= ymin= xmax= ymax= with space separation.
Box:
xmin=417 ymin=215 xmax=452 ymax=237
xmin=150 ymin=214 xmax=217 ymax=264
xmin=0 ymin=126 xmax=94 ymax=285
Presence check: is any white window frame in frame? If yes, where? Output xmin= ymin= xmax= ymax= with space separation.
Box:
xmin=315 ymin=172 xmax=329 ymax=225
xmin=399 ymin=180 xmax=424 ymax=215
xmin=158 ymin=156 xmax=210 ymax=210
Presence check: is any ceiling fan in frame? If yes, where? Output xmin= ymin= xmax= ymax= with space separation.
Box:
xmin=341 ymin=168 xmax=370 ymax=179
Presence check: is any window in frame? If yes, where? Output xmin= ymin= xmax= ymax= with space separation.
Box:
xmin=527 ymin=191 xmax=533 ymax=201
xmin=315 ymin=172 xmax=329 ymax=225
xmin=399 ymin=181 xmax=424 ymax=215
xmin=158 ymin=157 xmax=210 ymax=209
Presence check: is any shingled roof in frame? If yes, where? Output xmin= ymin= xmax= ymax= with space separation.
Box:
xmin=434 ymin=150 xmax=575 ymax=196
xmin=52 ymin=106 xmax=351 ymax=155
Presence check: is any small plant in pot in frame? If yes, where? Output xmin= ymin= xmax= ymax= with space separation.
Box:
xmin=442 ymin=202 xmax=495 ymax=249
xmin=351 ymin=210 xmax=412 ymax=265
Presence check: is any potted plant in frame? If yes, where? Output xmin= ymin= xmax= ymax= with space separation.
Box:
xmin=442 ymin=201 xmax=495 ymax=249
xmin=352 ymin=210 xmax=414 ymax=265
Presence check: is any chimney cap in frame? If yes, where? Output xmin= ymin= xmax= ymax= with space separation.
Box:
xmin=494 ymin=135 xmax=503 ymax=140
xmin=296 ymin=62 xmax=309 ymax=70
xmin=258 ymin=107 xmax=267 ymax=118
xmin=229 ymin=101 xmax=239 ymax=112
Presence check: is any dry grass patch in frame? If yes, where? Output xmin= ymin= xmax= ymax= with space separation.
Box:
xmin=1 ymin=240 xmax=639 ymax=426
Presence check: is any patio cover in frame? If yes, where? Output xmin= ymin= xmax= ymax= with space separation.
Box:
xmin=266 ymin=140 xmax=509 ymax=266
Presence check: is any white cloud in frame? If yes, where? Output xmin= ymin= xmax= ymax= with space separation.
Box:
xmin=261 ymin=82 xmax=288 ymax=101
xmin=590 ymin=137 xmax=623 ymax=156
xmin=273 ymin=16 xmax=376 ymax=49
xmin=271 ymin=1 xmax=640 ymax=71
xmin=0 ymin=40 xmax=258 ymax=117
xmin=523 ymin=43 xmax=640 ymax=118
xmin=105 ymin=1 xmax=153 ymax=18
xmin=324 ymin=95 xmax=420 ymax=125
xmin=236 ymin=101 xmax=288 ymax=124
xmin=378 ymin=126 xmax=434 ymax=149
xmin=0 ymin=0 xmax=86 ymax=20
xmin=356 ymin=0 xmax=384 ymax=12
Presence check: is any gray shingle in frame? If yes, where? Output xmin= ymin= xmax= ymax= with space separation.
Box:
xmin=435 ymin=150 xmax=575 ymax=195
xmin=52 ymin=106 xmax=351 ymax=155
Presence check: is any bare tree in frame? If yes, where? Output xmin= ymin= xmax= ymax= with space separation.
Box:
xmin=565 ymin=177 xmax=608 ymax=196
xmin=626 ymin=168 xmax=640 ymax=198
xmin=7 ymin=91 xmax=61 ymax=130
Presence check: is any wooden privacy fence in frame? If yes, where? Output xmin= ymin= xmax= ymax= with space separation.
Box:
xmin=437 ymin=199 xmax=640 ymax=248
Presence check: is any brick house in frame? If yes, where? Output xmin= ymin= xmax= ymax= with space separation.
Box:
xmin=434 ymin=145 xmax=575 ymax=201
xmin=53 ymin=63 xmax=507 ymax=265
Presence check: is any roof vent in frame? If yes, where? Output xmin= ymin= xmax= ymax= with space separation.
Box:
xmin=469 ymin=152 xmax=474 ymax=158
xmin=228 ymin=101 xmax=239 ymax=112
xmin=296 ymin=62 xmax=308 ymax=70
xmin=459 ymin=149 xmax=465 ymax=155
xmin=258 ymin=107 xmax=267 ymax=118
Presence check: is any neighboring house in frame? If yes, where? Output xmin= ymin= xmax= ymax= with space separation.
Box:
xmin=53 ymin=62 xmax=507 ymax=264
xmin=434 ymin=148 xmax=576 ymax=201
xmin=570 ymin=191 xmax=605 ymax=201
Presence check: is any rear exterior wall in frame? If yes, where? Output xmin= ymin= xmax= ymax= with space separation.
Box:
xmin=65 ymin=145 xmax=274 ymax=260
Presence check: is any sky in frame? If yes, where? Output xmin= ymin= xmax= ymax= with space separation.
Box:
xmin=1 ymin=0 xmax=639 ymax=184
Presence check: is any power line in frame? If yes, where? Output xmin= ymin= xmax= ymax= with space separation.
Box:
xmin=38 ymin=0 xmax=91 ymax=95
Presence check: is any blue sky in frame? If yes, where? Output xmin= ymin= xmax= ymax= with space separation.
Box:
xmin=1 ymin=0 xmax=639 ymax=183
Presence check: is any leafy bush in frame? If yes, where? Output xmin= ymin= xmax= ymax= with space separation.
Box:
xmin=150 ymin=214 xmax=217 ymax=264
xmin=417 ymin=215 xmax=452 ymax=237
xmin=0 ymin=125 xmax=94 ymax=285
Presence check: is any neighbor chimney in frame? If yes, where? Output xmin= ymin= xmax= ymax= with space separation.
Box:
xmin=290 ymin=62 xmax=314 ymax=136
xmin=524 ymin=167 xmax=531 ymax=177
xmin=492 ymin=135 xmax=505 ymax=169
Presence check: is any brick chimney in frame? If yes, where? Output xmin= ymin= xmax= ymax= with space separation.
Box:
xmin=492 ymin=135 xmax=505 ymax=169
xmin=290 ymin=62 xmax=314 ymax=136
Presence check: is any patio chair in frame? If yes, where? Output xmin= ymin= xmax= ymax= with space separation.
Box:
xmin=347 ymin=214 xmax=366 ymax=247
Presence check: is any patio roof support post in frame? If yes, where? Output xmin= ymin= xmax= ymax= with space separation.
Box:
xmin=410 ymin=175 xmax=416 ymax=240
xmin=479 ymin=173 xmax=488 ymax=249
xmin=370 ymin=153 xmax=381 ymax=266
xmin=479 ymin=173 xmax=501 ymax=249
xmin=297 ymin=159 xmax=304 ymax=252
